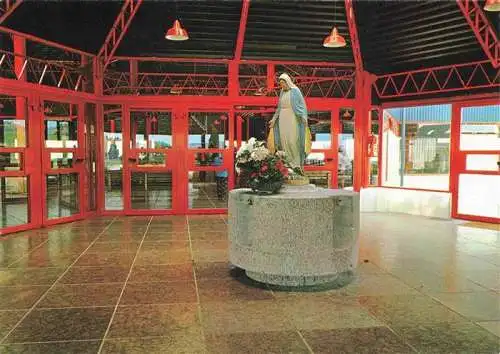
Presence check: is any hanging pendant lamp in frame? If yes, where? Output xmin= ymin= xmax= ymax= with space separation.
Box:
xmin=165 ymin=19 xmax=189 ymax=41
xmin=323 ymin=27 xmax=346 ymax=48
xmin=484 ymin=0 xmax=500 ymax=11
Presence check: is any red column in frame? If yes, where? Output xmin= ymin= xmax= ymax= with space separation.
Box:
xmin=353 ymin=70 xmax=374 ymax=191
xmin=228 ymin=61 xmax=239 ymax=97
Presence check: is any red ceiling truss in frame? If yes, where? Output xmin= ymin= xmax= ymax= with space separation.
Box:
xmin=0 ymin=48 xmax=90 ymax=92
xmin=0 ymin=0 xmax=23 ymax=25
xmin=344 ymin=0 xmax=363 ymax=72
xmin=97 ymin=0 xmax=143 ymax=71
xmin=234 ymin=0 xmax=250 ymax=60
xmin=374 ymin=60 xmax=500 ymax=98
xmin=456 ymin=0 xmax=499 ymax=69
xmin=239 ymin=63 xmax=356 ymax=98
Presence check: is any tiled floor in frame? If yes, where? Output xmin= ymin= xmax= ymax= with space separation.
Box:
xmin=0 ymin=213 xmax=498 ymax=353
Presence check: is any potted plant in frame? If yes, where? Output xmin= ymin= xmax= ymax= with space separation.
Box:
xmin=235 ymin=138 xmax=289 ymax=194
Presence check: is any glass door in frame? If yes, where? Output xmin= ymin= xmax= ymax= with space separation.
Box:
xmin=42 ymin=99 xmax=85 ymax=224
xmin=124 ymin=108 xmax=178 ymax=214
xmin=452 ymin=103 xmax=500 ymax=223
xmin=187 ymin=110 xmax=232 ymax=211
xmin=0 ymin=94 xmax=35 ymax=233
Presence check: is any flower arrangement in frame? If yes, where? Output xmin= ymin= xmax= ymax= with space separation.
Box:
xmin=235 ymin=138 xmax=289 ymax=193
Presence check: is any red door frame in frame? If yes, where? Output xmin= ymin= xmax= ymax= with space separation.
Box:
xmin=40 ymin=97 xmax=88 ymax=226
xmin=450 ymin=99 xmax=500 ymax=223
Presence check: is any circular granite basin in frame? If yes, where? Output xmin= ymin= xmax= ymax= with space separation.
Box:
xmin=228 ymin=185 xmax=360 ymax=287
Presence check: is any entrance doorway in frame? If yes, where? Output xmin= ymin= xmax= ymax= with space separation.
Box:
xmin=452 ymin=102 xmax=500 ymax=223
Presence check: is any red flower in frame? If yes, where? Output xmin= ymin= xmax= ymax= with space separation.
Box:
xmin=276 ymin=161 xmax=284 ymax=170
xmin=250 ymin=172 xmax=257 ymax=178
xmin=260 ymin=164 xmax=268 ymax=172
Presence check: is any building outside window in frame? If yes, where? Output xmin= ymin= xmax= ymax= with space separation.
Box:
xmin=382 ymin=104 xmax=451 ymax=191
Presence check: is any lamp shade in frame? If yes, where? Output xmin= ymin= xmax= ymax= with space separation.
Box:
xmin=165 ymin=20 xmax=189 ymax=41
xmin=484 ymin=0 xmax=500 ymax=11
xmin=323 ymin=27 xmax=346 ymax=48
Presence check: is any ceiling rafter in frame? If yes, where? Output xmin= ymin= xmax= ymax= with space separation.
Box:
xmin=97 ymin=0 xmax=143 ymax=71
xmin=234 ymin=0 xmax=250 ymax=60
xmin=456 ymin=0 xmax=499 ymax=68
xmin=0 ymin=0 xmax=23 ymax=25
xmin=344 ymin=0 xmax=363 ymax=72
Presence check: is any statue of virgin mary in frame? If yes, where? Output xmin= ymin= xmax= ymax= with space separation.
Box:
xmin=267 ymin=73 xmax=312 ymax=171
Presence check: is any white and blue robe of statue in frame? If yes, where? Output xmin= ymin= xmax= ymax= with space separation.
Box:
xmin=268 ymin=75 xmax=312 ymax=168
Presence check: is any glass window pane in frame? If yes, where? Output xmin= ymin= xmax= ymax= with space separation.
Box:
xmin=0 ymin=176 xmax=29 ymax=228
xmin=195 ymin=152 xmax=224 ymax=167
xmin=49 ymin=152 xmax=73 ymax=169
xmin=458 ymin=174 xmax=500 ymax=219
xmin=131 ymin=172 xmax=172 ymax=209
xmin=369 ymin=109 xmax=380 ymax=186
xmin=460 ymin=105 xmax=500 ymax=151
xmin=0 ymin=153 xmax=22 ymax=171
xmin=382 ymin=105 xmax=451 ymax=190
xmin=138 ymin=152 xmax=166 ymax=166
xmin=46 ymin=173 xmax=79 ymax=219
xmin=0 ymin=120 xmax=26 ymax=148
xmin=44 ymin=101 xmax=78 ymax=148
xmin=339 ymin=108 xmax=355 ymax=189
xmin=189 ymin=170 xmax=228 ymax=209
xmin=466 ymin=154 xmax=500 ymax=171
xmin=131 ymin=111 xmax=172 ymax=149
xmin=189 ymin=112 xmax=228 ymax=149
xmin=104 ymin=104 xmax=123 ymax=210
xmin=308 ymin=111 xmax=331 ymax=149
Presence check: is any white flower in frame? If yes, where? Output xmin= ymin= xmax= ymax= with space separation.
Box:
xmin=276 ymin=150 xmax=286 ymax=158
xmin=250 ymin=146 xmax=270 ymax=161
xmin=248 ymin=137 xmax=257 ymax=147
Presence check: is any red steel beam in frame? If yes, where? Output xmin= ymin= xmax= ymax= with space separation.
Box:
xmin=456 ymin=0 xmax=499 ymax=68
xmin=344 ymin=0 xmax=364 ymax=72
xmin=374 ymin=60 xmax=500 ymax=98
xmin=113 ymin=56 xmax=355 ymax=67
xmin=0 ymin=26 xmax=94 ymax=57
xmin=97 ymin=0 xmax=143 ymax=71
xmin=234 ymin=0 xmax=250 ymax=60
xmin=0 ymin=0 xmax=22 ymax=24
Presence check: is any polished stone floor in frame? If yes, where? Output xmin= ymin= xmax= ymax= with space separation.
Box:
xmin=0 ymin=213 xmax=498 ymax=353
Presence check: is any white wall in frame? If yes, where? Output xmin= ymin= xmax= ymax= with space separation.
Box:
xmin=361 ymin=187 xmax=451 ymax=219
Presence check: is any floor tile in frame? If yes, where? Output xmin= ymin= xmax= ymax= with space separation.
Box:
xmin=432 ymin=291 xmax=500 ymax=321
xmin=0 ymin=340 xmax=100 ymax=354
xmin=194 ymin=262 xmax=243 ymax=280
xmin=193 ymin=249 xmax=228 ymax=263
xmin=0 ymin=310 xmax=26 ymax=339
xmin=0 ymin=267 xmax=64 ymax=286
xmin=107 ymin=303 xmax=201 ymax=338
xmin=60 ymin=266 xmax=130 ymax=284
xmin=120 ymin=281 xmax=197 ymax=305
xmin=139 ymin=240 xmax=189 ymax=251
xmin=134 ymin=249 xmax=192 ymax=265
xmin=142 ymin=232 xmax=189 ymax=242
xmin=85 ymin=241 xmax=140 ymax=253
xmin=279 ymin=297 xmax=382 ymax=330
xmin=359 ymin=295 xmax=466 ymax=327
xmin=302 ymin=327 xmax=415 ymax=353
xmin=9 ymin=252 xmax=78 ymax=268
xmin=38 ymin=283 xmax=123 ymax=308
xmin=101 ymin=334 xmax=206 ymax=354
xmin=463 ymin=270 xmax=500 ymax=291
xmin=202 ymin=300 xmax=294 ymax=334
xmin=128 ymin=264 xmax=194 ymax=282
xmin=191 ymin=240 xmax=228 ymax=251
xmin=0 ymin=286 xmax=48 ymax=310
xmin=476 ymin=321 xmax=500 ymax=337
xmin=392 ymin=322 xmax=500 ymax=353
xmin=4 ymin=307 xmax=113 ymax=342
xmin=339 ymin=273 xmax=419 ymax=296
xmin=189 ymin=231 xmax=227 ymax=241
xmin=391 ymin=269 xmax=490 ymax=293
xmin=205 ymin=331 xmax=310 ymax=354
xmin=197 ymin=278 xmax=274 ymax=302
xmin=73 ymin=252 xmax=136 ymax=267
